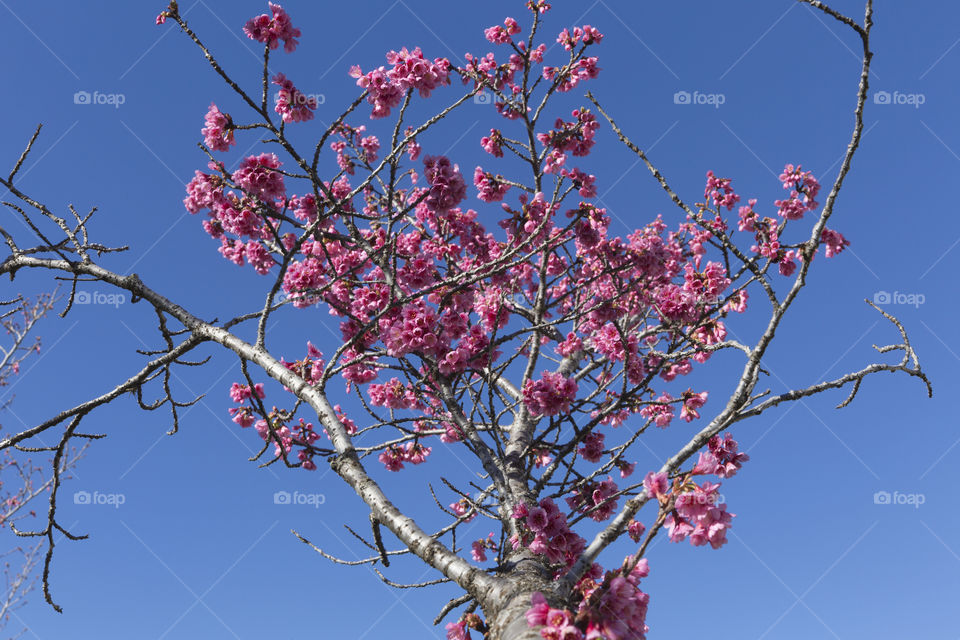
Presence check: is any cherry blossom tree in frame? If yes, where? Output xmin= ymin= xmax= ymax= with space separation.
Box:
xmin=0 ymin=1 xmax=931 ymax=638
xmin=0 ymin=292 xmax=83 ymax=636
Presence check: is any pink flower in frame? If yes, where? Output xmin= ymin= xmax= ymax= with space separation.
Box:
xmin=578 ymin=432 xmax=605 ymax=462
xmin=471 ymin=539 xmax=487 ymax=562
xmin=450 ymin=499 xmax=475 ymax=522
xmin=368 ymin=377 xmax=420 ymax=409
xmin=704 ymin=170 xmax=740 ymax=211
xmin=543 ymin=148 xmax=566 ymax=174
xmin=378 ymin=446 xmax=405 ymax=471
xmin=474 ymin=166 xmax=510 ymax=202
xmin=522 ymin=371 xmax=578 ymax=417
xmin=640 ymin=392 xmax=675 ymax=428
xmin=243 ymin=3 xmax=300 ymax=53
xmin=229 ymin=382 xmax=253 ymax=403
xmin=779 ymin=250 xmax=797 ymax=276
xmin=245 ymin=240 xmax=275 ymax=274
xmin=643 ymin=471 xmax=669 ymax=499
xmin=272 ymin=73 xmax=317 ymax=123
xmin=526 ymin=506 xmax=549 ymax=532
xmin=526 ymin=593 xmax=550 ymax=627
xmin=666 ymin=481 xmax=734 ymax=549
xmin=229 ymin=407 xmax=255 ymax=428
xmin=403 ymin=442 xmax=431 ymax=465
xmin=821 ymin=228 xmax=850 ymax=258
xmin=561 ymin=168 xmax=597 ymax=198
xmin=360 ymin=135 xmax=380 ymax=163
xmin=627 ymin=519 xmax=646 ymax=543
xmin=527 ymin=0 xmax=551 ymax=13
xmin=201 ymin=103 xmax=235 ymax=152
xmin=680 ymin=390 xmax=708 ymax=422
xmin=485 ymin=17 xmax=521 ymax=44
xmin=546 ymin=609 xmax=572 ymax=629
xmin=705 ymin=432 xmax=749 ymax=478
xmin=481 ymin=129 xmax=504 ymax=157
xmin=386 ymin=47 xmax=450 ymax=97
xmin=567 ymin=478 xmax=619 ymax=522
xmin=423 ymin=155 xmax=466 ymax=213
xmin=350 ymin=65 xmax=404 ymax=119
xmin=232 ymin=153 xmax=285 ymax=202
xmin=445 ymin=621 xmax=471 ymax=640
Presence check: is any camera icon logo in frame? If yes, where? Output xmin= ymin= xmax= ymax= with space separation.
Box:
xmin=474 ymin=91 xmax=492 ymax=105
xmin=673 ymin=90 xmax=691 ymax=105
xmin=873 ymin=291 xmax=891 ymax=305
xmin=873 ymin=90 xmax=891 ymax=105
xmin=75 ymin=291 xmax=91 ymax=304
xmin=74 ymin=491 xmax=91 ymax=505
xmin=873 ymin=490 xmax=891 ymax=505
xmin=273 ymin=491 xmax=292 ymax=505
xmin=73 ymin=91 xmax=91 ymax=105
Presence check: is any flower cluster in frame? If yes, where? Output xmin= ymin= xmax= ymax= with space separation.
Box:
xmin=704 ymin=170 xmax=740 ymax=211
xmin=776 ymin=164 xmax=820 ymax=219
xmin=473 ymin=167 xmax=510 ymax=202
xmin=377 ymin=441 xmax=433 ymax=471
xmin=821 ymin=227 xmax=850 ymax=258
xmin=470 ymin=533 xmax=498 ymax=562
xmin=272 ymin=73 xmax=317 ymax=123
xmin=423 ymin=155 xmax=467 ymax=213
xmin=368 ymin=377 xmax=421 ymax=410
xmin=538 ymin=109 xmax=600 ymax=159
xmin=243 ymin=2 xmax=300 ymax=53
xmin=232 ymin=153 xmax=286 ymax=202
xmin=639 ymin=393 xmax=675 ymax=428
xmin=665 ymin=481 xmax=733 ymax=549
xmin=512 ymin=498 xmax=586 ymax=567
xmin=526 ymin=557 xmax=650 ymax=640
xmin=522 ymin=371 xmax=578 ymax=417
xmin=201 ymin=103 xmax=235 ymax=152
xmin=485 ymin=17 xmax=521 ymax=44
xmin=350 ymin=47 xmax=450 ymax=118
xmin=556 ymin=25 xmax=604 ymax=50
xmin=565 ymin=477 xmax=618 ymax=521
xmin=480 ymin=129 xmax=504 ymax=157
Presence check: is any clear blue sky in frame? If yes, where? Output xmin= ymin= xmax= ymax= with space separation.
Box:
xmin=1 ymin=1 xmax=958 ymax=638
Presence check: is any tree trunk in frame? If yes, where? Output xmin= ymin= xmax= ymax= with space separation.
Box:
xmin=486 ymin=589 xmax=544 ymax=640
xmin=481 ymin=554 xmax=557 ymax=640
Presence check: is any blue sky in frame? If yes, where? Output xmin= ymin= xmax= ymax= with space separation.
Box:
xmin=1 ymin=0 xmax=958 ymax=638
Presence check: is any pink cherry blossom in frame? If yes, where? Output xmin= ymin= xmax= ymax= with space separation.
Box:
xmin=474 ymin=167 xmax=510 ymax=202
xmin=201 ymin=103 xmax=235 ymax=152
xmin=821 ymin=228 xmax=850 ymax=258
xmin=232 ymin=153 xmax=285 ymax=202
xmin=422 ymin=155 xmax=466 ymax=213
xmin=523 ymin=371 xmax=578 ymax=417
xmin=272 ymin=73 xmax=317 ymax=123
xmin=243 ymin=3 xmax=300 ymax=53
